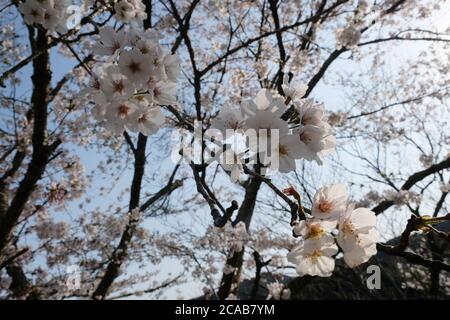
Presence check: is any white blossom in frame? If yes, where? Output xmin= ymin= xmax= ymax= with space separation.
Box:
xmin=293 ymin=218 xmax=337 ymax=239
xmin=297 ymin=123 xmax=336 ymax=165
xmin=311 ymin=184 xmax=348 ymax=220
xmin=114 ymin=0 xmax=147 ymax=24
xmin=128 ymin=207 xmax=143 ymax=224
xmin=118 ymin=48 xmax=152 ymax=86
xmin=266 ymin=282 xmax=291 ymax=300
xmin=242 ymin=89 xmax=287 ymax=118
xmin=88 ymin=27 xmax=179 ymax=136
xmin=276 ymin=134 xmax=303 ymax=173
xmin=99 ymin=66 xmax=134 ymax=99
xmin=337 ymin=206 xmax=378 ymax=267
xmin=104 ymin=100 xmax=138 ymax=134
xmin=211 ymin=104 xmax=246 ymax=134
xmin=282 ymin=75 xmax=308 ymax=100
xmin=151 ymin=81 xmax=177 ymax=105
xmin=336 ymin=24 xmax=361 ymax=49
xmin=127 ymin=105 xmax=165 ymax=136
xmin=163 ymin=54 xmax=181 ymax=82
xmin=385 ymin=190 xmax=422 ymax=207
xmin=287 ymin=236 xmax=338 ymax=277
xmin=18 ymin=0 xmax=74 ymax=33
xmin=230 ymin=221 xmax=248 ymax=253
xmin=440 ymin=183 xmax=450 ymax=193
xmin=244 ymin=110 xmax=289 ymax=142
xmin=94 ymin=27 xmax=128 ymax=56
xmin=294 ymin=99 xmax=325 ymax=127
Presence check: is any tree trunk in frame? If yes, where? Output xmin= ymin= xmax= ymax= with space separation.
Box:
xmin=217 ymin=177 xmax=262 ymax=299
xmin=0 ymin=28 xmax=57 ymax=256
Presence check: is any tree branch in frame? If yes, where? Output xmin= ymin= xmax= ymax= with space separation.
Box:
xmin=373 ymin=157 xmax=450 ymax=215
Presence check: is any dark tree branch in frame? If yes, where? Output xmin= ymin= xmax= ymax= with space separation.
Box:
xmin=108 ymin=273 xmax=183 ymax=300
xmin=0 ymin=28 xmax=61 ymax=256
xmin=250 ymin=251 xmax=271 ymax=299
xmin=244 ymin=167 xmax=304 ymax=224
xmin=200 ymin=0 xmax=349 ymax=77
xmin=268 ymin=0 xmax=287 ymax=93
xmin=218 ymin=173 xmax=262 ymax=299
xmin=92 ymin=2 xmax=155 ymax=298
xmin=0 ymin=248 xmax=29 ymax=271
xmin=123 ymin=131 xmax=137 ymax=155
xmin=167 ymin=0 xmax=202 ymax=120
xmin=140 ymin=179 xmax=184 ymax=213
xmin=92 ymin=134 xmax=147 ymax=299
xmin=48 ymin=54 xmax=94 ymax=103
xmin=377 ymin=243 xmax=450 ymax=273
xmin=190 ymin=164 xmax=238 ymax=227
xmin=373 ymin=157 xmax=450 ymax=215
xmin=5 ymin=254 xmax=41 ymax=300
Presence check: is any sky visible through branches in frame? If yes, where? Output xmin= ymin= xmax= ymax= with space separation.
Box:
xmin=1 ymin=0 xmax=450 ymax=300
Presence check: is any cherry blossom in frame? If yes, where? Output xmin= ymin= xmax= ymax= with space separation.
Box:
xmin=244 ymin=110 xmax=289 ymax=138
xmin=336 ymin=24 xmax=362 ymax=49
xmin=151 ymin=81 xmax=177 ymax=105
xmin=297 ymin=123 xmax=336 ymax=165
xmin=127 ymin=105 xmax=165 ymax=136
xmin=118 ymin=48 xmax=152 ymax=86
xmin=104 ymin=100 xmax=138 ymax=134
xmin=311 ymin=184 xmax=348 ymax=220
xmin=242 ymin=89 xmax=287 ymax=118
xmin=87 ymin=26 xmax=180 ymax=136
xmin=18 ymin=0 xmax=74 ymax=33
xmin=231 ymin=221 xmax=249 ymax=253
xmin=266 ymin=282 xmax=291 ymax=300
xmin=114 ymin=0 xmax=147 ymax=24
xmin=288 ymin=184 xmax=379 ymax=276
xmin=99 ymin=66 xmax=134 ymax=99
xmin=282 ymin=75 xmax=308 ymax=100
xmin=276 ymin=134 xmax=303 ymax=173
xmin=294 ymin=99 xmax=326 ymax=127
xmin=211 ymin=104 xmax=246 ymax=135
xmin=163 ymin=54 xmax=181 ymax=82
xmin=207 ymin=83 xmax=336 ymax=175
xmin=336 ymin=206 xmax=379 ymax=268
xmin=293 ymin=218 xmax=337 ymax=239
xmin=94 ymin=27 xmax=128 ymax=57
xmin=287 ymin=236 xmax=338 ymax=277
xmin=18 ymin=1 xmax=46 ymax=25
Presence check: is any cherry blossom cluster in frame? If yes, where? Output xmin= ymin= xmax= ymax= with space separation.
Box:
xmin=18 ymin=0 xmax=74 ymax=32
xmin=113 ymin=0 xmax=147 ymax=24
xmin=266 ymin=282 xmax=291 ymax=300
xmin=35 ymin=219 xmax=69 ymax=241
xmin=336 ymin=25 xmax=362 ymax=49
xmin=83 ymin=0 xmax=146 ymax=24
xmin=86 ymin=26 xmax=180 ymax=135
xmin=215 ymin=221 xmax=249 ymax=255
xmin=441 ymin=183 xmax=450 ymax=193
xmin=210 ymin=76 xmax=335 ymax=181
xmin=335 ymin=0 xmax=370 ymax=49
xmin=285 ymin=184 xmax=378 ymax=277
xmin=384 ymin=190 xmax=422 ymax=208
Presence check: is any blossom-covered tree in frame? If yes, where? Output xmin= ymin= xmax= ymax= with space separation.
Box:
xmin=0 ymin=0 xmax=449 ymax=300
